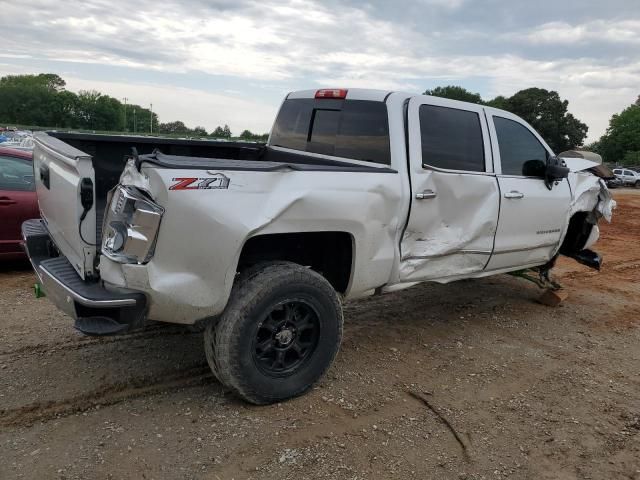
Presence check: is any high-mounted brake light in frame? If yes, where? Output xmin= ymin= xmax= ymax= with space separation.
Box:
xmin=315 ymin=89 xmax=348 ymax=99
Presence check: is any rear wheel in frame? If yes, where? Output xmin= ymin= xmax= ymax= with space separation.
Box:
xmin=204 ymin=262 xmax=343 ymax=404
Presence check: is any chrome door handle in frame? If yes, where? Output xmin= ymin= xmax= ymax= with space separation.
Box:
xmin=416 ymin=189 xmax=437 ymax=200
xmin=504 ymin=191 xmax=524 ymax=199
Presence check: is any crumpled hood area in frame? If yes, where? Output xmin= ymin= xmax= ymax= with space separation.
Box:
xmin=568 ymin=174 xmax=616 ymax=224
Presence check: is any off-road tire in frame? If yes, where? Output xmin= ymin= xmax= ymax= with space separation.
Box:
xmin=204 ymin=262 xmax=343 ymax=404
xmin=635 ymin=180 xmax=640 ymax=189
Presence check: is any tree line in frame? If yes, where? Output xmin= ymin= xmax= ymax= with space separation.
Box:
xmin=0 ymin=73 xmax=268 ymax=141
xmin=424 ymin=85 xmax=639 ymax=166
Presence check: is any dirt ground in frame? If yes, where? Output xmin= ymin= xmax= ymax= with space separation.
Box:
xmin=1 ymin=190 xmax=639 ymax=480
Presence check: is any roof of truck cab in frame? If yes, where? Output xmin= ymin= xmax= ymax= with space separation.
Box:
xmin=286 ymin=89 xmax=516 ymax=117
xmin=287 ymin=88 xmax=393 ymax=102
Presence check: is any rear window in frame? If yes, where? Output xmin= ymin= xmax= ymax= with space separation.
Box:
xmin=270 ymin=99 xmax=391 ymax=165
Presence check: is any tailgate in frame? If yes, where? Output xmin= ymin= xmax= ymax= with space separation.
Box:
xmin=33 ymin=132 xmax=98 ymax=279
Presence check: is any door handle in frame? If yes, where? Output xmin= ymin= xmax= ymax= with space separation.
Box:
xmin=416 ymin=189 xmax=437 ymax=200
xmin=0 ymin=197 xmax=17 ymax=206
xmin=504 ymin=191 xmax=524 ymax=199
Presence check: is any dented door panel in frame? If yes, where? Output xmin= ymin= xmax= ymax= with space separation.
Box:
xmin=400 ymin=171 xmax=499 ymax=281
xmin=399 ymin=96 xmax=499 ymax=282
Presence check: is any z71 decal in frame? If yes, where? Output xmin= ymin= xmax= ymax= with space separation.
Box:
xmin=169 ymin=174 xmax=230 ymax=190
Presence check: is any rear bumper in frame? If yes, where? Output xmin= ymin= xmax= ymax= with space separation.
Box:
xmin=21 ymin=219 xmax=147 ymax=335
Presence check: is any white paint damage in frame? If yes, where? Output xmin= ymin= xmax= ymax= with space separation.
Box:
xmin=398 ymin=172 xmax=499 ymax=282
xmin=119 ymin=158 xmax=152 ymax=192
xmin=99 ymin=164 xmax=404 ymax=323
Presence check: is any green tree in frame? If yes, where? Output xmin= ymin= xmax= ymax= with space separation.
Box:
xmin=0 ymin=74 xmax=72 ymax=126
xmin=0 ymin=73 xmax=66 ymax=92
xmin=210 ymin=126 xmax=226 ymax=137
xmin=211 ymin=124 xmax=232 ymax=138
xmin=484 ymin=95 xmax=509 ymax=110
xmin=50 ymin=90 xmax=78 ymax=128
xmin=192 ymin=126 xmax=207 ymax=136
xmin=622 ymin=151 xmax=640 ymax=166
xmin=598 ymin=103 xmax=640 ymax=164
xmin=158 ymin=120 xmax=190 ymax=134
xmin=239 ymin=129 xmax=253 ymax=139
xmin=497 ymin=88 xmax=588 ymax=152
xmin=75 ymin=90 xmax=101 ymax=129
xmin=424 ymin=85 xmax=483 ymax=104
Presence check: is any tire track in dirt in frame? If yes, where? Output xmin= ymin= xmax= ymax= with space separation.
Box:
xmin=0 ymin=364 xmax=219 ymax=428
xmin=0 ymin=325 xmax=198 ymax=358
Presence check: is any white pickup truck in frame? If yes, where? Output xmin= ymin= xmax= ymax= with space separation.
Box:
xmin=23 ymin=88 xmax=614 ymax=404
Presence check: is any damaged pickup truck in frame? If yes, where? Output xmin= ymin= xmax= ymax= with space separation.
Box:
xmin=23 ymin=88 xmax=614 ymax=404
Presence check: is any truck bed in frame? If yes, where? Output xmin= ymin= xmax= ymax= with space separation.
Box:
xmin=47 ymin=132 xmax=264 ymax=204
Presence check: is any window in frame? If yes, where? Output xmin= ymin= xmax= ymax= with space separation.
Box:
xmin=419 ymin=105 xmax=485 ymax=172
xmin=308 ymin=109 xmax=340 ymax=156
xmin=493 ymin=116 xmax=548 ymax=176
xmin=0 ymin=155 xmax=34 ymax=191
xmin=613 ymin=169 xmax=622 ymax=174
xmin=624 ymin=170 xmax=634 ymax=176
xmin=270 ymin=99 xmax=391 ymax=165
xmin=270 ymin=99 xmax=313 ymax=151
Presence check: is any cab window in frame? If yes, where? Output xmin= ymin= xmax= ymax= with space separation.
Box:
xmin=419 ymin=105 xmax=485 ymax=172
xmin=270 ymin=99 xmax=391 ymax=165
xmin=493 ymin=116 xmax=548 ymax=176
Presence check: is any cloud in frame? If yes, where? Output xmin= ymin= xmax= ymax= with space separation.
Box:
xmin=518 ymin=19 xmax=640 ymax=46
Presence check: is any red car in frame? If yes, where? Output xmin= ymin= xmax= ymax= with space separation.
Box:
xmin=0 ymin=147 xmax=38 ymax=260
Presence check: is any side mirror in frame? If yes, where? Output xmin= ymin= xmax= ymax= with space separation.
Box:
xmin=544 ymin=156 xmax=569 ymax=190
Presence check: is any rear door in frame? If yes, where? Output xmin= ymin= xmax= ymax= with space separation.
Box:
xmin=624 ymin=170 xmax=638 ymax=186
xmin=0 ymin=155 xmax=38 ymax=254
xmin=33 ymin=133 xmax=98 ymax=278
xmin=484 ymin=113 xmax=571 ymax=271
xmin=399 ymin=96 xmax=499 ymax=282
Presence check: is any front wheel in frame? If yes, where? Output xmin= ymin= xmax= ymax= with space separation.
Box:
xmin=635 ymin=180 xmax=640 ymax=189
xmin=204 ymin=262 xmax=343 ymax=404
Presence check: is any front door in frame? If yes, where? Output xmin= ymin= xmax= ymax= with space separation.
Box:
xmin=484 ymin=112 xmax=571 ymax=271
xmin=399 ymin=96 xmax=500 ymax=282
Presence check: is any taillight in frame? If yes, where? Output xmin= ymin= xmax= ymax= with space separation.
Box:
xmin=315 ymin=89 xmax=348 ymax=99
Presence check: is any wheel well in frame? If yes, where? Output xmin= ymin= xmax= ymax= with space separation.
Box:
xmin=237 ymin=232 xmax=353 ymax=293
xmin=559 ymin=212 xmax=593 ymax=256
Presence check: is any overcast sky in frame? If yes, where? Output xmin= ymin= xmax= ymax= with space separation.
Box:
xmin=1 ymin=0 xmax=638 ymax=142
